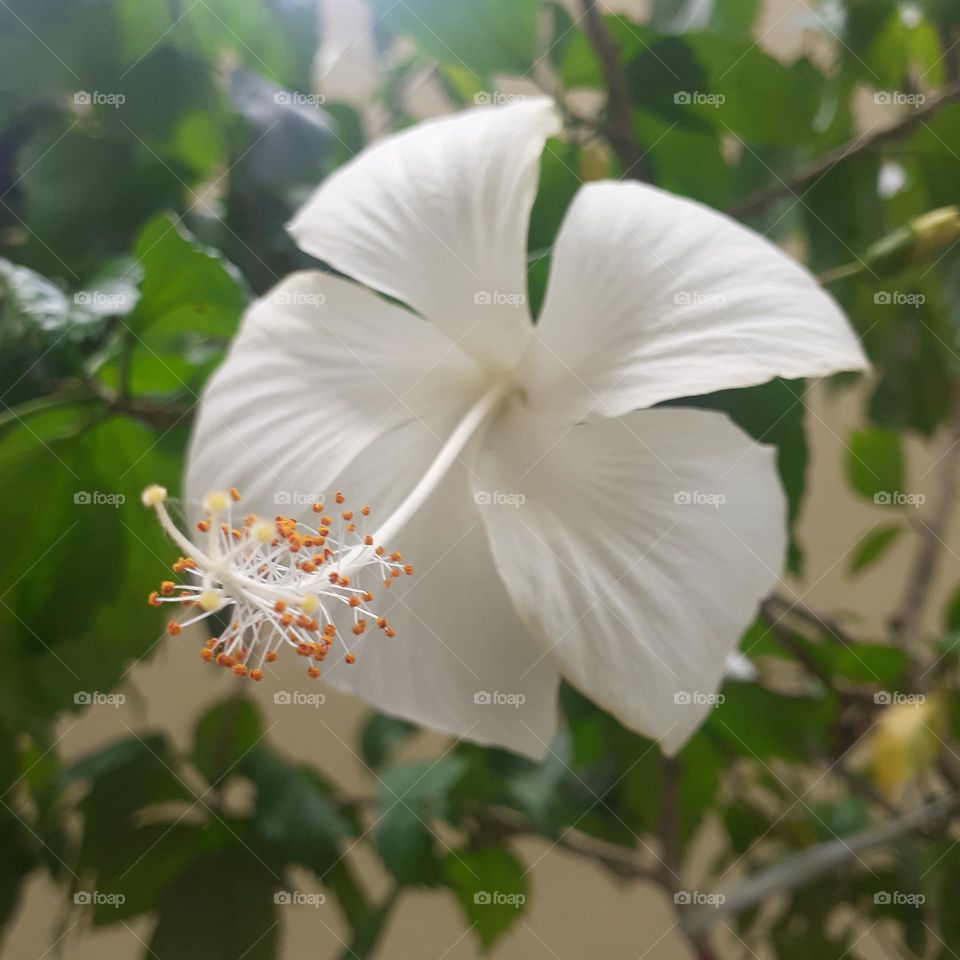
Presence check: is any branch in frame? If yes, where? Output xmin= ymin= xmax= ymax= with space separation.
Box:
xmin=889 ymin=397 xmax=960 ymax=654
xmin=762 ymin=593 xmax=860 ymax=649
xmin=729 ymin=82 xmax=960 ymax=219
xmin=578 ymin=0 xmax=652 ymax=181
xmin=682 ymin=794 xmax=960 ymax=937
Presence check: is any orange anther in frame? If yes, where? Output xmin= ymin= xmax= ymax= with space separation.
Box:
xmin=376 ymin=617 xmax=387 ymax=629
xmin=167 ymin=622 xmax=182 ymax=636
xmin=229 ymin=487 xmax=241 ymax=501
xmin=307 ymin=666 xmax=321 ymax=679
xmin=348 ymin=596 xmax=361 ymax=608
xmin=200 ymin=648 xmax=213 ymax=662
xmin=148 ymin=591 xmax=161 ymax=607
xmin=363 ymin=591 xmax=373 ymax=602
xmin=280 ymin=613 xmax=293 ymax=626
xmin=385 ymin=628 xmax=396 ymax=638
xmin=233 ymin=664 xmax=248 ymax=677
xmin=334 ymin=493 xmax=345 ymax=504
xmin=300 ymin=560 xmax=317 ymax=573
xmin=312 ymin=502 xmax=324 ymax=513
xmin=403 ymin=564 xmax=413 ymax=576
xmin=274 ymin=600 xmax=286 ymax=613
xmin=361 ymin=506 xmax=370 ymax=516
xmin=160 ymin=581 xmax=175 ymax=596
xmin=345 ymin=652 xmax=356 ymax=664
xmin=196 ymin=520 xmax=210 ymax=532
xmin=250 ymin=669 xmax=264 ymax=681
xmin=390 ymin=552 xmax=402 ymax=562
xmin=342 ymin=511 xmax=353 ymax=521
xmin=364 ymin=535 xmax=374 ymax=545
xmin=375 ymin=546 xmax=384 ymax=556
xmin=265 ymin=651 xmax=278 ymax=663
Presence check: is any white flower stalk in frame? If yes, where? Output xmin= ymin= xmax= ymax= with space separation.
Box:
xmin=184 ymin=98 xmax=869 ymax=759
xmin=142 ymin=484 xmax=409 ymax=680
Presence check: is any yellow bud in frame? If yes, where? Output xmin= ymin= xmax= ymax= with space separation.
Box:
xmin=869 ymin=693 xmax=944 ymax=801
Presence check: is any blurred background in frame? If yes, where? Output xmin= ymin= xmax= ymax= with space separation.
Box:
xmin=3 ymin=0 xmax=960 ymax=957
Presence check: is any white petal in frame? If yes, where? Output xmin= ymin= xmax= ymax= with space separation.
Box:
xmin=317 ymin=415 xmax=561 ymax=760
xmin=519 ymin=181 xmax=868 ymax=424
xmin=288 ymin=100 xmax=561 ymax=368
xmin=474 ymin=404 xmax=786 ymax=755
xmin=185 ymin=271 xmax=483 ymax=508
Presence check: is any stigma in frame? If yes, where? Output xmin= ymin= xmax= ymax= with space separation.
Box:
xmin=143 ymin=485 xmax=410 ymax=680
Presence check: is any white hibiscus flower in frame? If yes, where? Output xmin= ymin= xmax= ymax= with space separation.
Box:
xmin=174 ymin=98 xmax=866 ymax=759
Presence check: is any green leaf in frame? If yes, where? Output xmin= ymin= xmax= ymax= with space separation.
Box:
xmin=370 ymin=0 xmax=539 ymax=76
xmin=243 ymin=748 xmax=350 ymax=874
xmin=846 ymin=428 xmax=905 ymax=502
xmin=192 ymin=696 xmax=264 ymax=787
xmin=360 ymin=713 xmax=417 ymax=770
xmin=444 ymin=847 xmax=527 ymax=950
xmin=376 ymin=758 xmax=468 ymax=885
xmin=945 ymin=586 xmax=960 ymax=633
xmin=848 ymin=524 xmax=904 ymax=575
xmin=148 ymin=849 xmax=279 ymax=960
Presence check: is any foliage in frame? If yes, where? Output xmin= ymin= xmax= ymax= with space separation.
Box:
xmin=3 ymin=0 xmax=960 ymax=958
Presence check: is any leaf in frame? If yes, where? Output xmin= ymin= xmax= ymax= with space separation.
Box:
xmin=846 ymin=428 xmax=905 ymax=502
xmin=444 ymin=847 xmax=527 ymax=950
xmin=369 ymin=0 xmax=539 ymax=76
xmin=945 ymin=586 xmax=960 ymax=633
xmin=849 ymin=524 xmax=904 ymax=575
xmin=359 ymin=713 xmax=417 ymax=770
xmin=192 ymin=696 xmax=264 ymax=787
xmin=148 ymin=849 xmax=279 ymax=960
xmin=376 ymin=758 xmax=468 ymax=885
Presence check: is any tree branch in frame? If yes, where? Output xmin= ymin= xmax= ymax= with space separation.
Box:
xmin=889 ymin=397 xmax=960 ymax=655
xmin=682 ymin=794 xmax=960 ymax=937
xmin=578 ymin=0 xmax=652 ymax=181
xmin=729 ymin=82 xmax=960 ymax=219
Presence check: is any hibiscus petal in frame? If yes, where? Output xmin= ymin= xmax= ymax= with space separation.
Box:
xmin=474 ymin=403 xmax=786 ymax=755
xmin=185 ymin=271 xmax=484 ymax=509
xmin=317 ymin=415 xmax=561 ymax=760
xmin=519 ymin=181 xmax=868 ymax=424
xmin=288 ymin=99 xmax=560 ymax=368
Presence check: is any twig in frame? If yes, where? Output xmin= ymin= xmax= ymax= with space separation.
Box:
xmin=682 ymin=794 xmax=960 ymax=936
xmin=889 ymin=398 xmax=960 ymax=654
xmin=578 ymin=0 xmax=652 ymax=181
xmin=762 ymin=593 xmax=859 ymax=649
xmin=729 ymin=81 xmax=960 ymax=219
